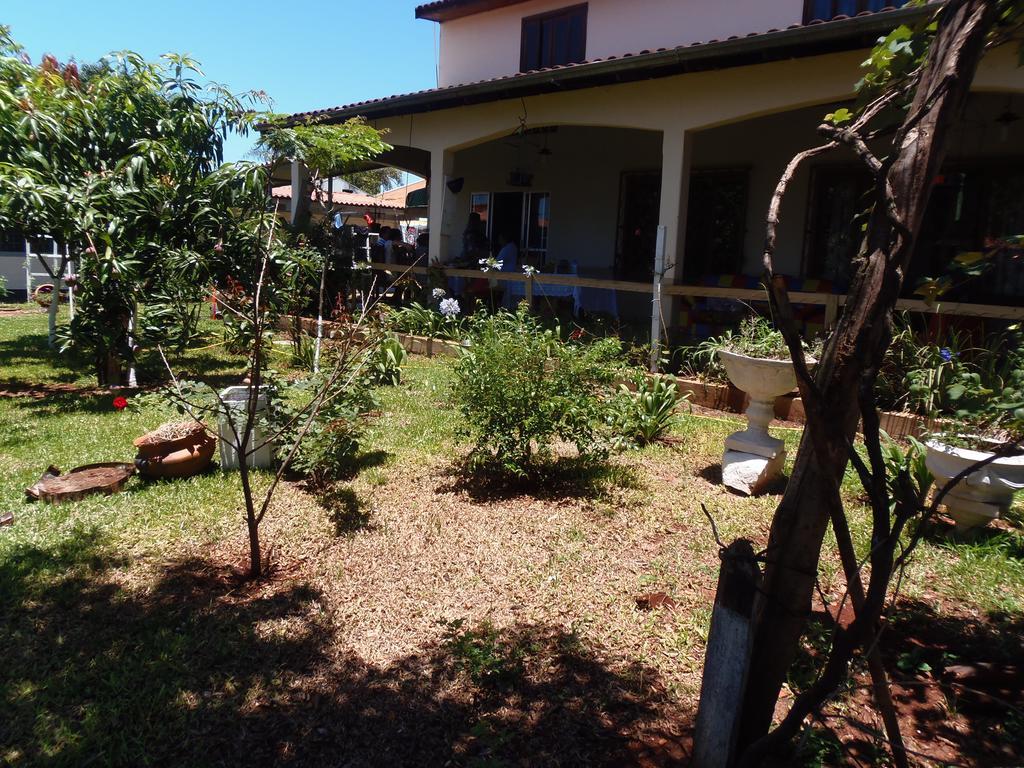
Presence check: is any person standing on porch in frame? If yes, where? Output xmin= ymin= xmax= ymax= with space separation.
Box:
xmin=496 ymin=231 xmax=518 ymax=272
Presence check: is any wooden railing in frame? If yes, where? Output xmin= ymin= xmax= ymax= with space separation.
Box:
xmin=367 ymin=262 xmax=1024 ymax=323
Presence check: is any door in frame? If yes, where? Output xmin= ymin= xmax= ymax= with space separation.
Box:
xmin=490 ymin=192 xmax=525 ymax=256
xmin=615 ymin=171 xmax=662 ymax=281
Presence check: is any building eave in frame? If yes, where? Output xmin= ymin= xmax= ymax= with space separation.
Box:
xmin=283 ymin=6 xmax=928 ymax=127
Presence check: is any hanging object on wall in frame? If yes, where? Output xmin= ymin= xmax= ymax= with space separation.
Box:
xmin=446 ymin=177 xmax=464 ymax=194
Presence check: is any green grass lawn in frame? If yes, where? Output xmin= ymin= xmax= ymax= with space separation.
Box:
xmin=2 ymin=309 xmax=1023 ymax=766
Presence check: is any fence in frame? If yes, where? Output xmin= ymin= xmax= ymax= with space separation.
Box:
xmin=366 ymin=262 xmax=1024 ymax=327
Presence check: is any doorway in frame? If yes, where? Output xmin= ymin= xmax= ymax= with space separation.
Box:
xmin=615 ymin=171 xmax=661 ymax=281
xmin=490 ymin=192 xmax=525 ymax=254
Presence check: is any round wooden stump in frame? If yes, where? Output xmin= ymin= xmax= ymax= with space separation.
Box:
xmin=31 ymin=463 xmax=135 ymax=504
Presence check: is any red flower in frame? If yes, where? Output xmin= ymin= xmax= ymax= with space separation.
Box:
xmin=568 ymin=328 xmax=584 ymax=341
xmin=113 ymin=396 xmax=128 ymax=411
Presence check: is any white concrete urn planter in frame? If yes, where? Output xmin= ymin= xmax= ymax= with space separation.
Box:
xmin=717 ymin=349 xmax=811 ymax=494
xmin=924 ymin=440 xmax=1024 ymax=533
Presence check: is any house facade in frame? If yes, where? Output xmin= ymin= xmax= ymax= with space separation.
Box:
xmin=286 ymin=0 xmax=1024 ymax=339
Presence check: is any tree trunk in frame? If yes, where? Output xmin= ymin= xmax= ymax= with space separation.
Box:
xmin=736 ymin=0 xmax=999 ymax=754
xmin=47 ymin=276 xmax=59 ymax=348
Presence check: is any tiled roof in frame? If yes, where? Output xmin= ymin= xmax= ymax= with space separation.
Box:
xmin=415 ymin=0 xmax=531 ymax=22
xmin=271 ymin=185 xmax=407 ymax=209
xmin=379 ymin=179 xmax=427 ymax=206
xmin=283 ymin=6 xmax=923 ymax=126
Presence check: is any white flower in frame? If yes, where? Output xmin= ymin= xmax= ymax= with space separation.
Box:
xmin=439 ymin=298 xmax=461 ymax=317
xmin=522 ymin=265 xmax=537 ymax=276
xmin=432 ymin=288 xmax=446 ymax=300
xmin=352 ymin=259 xmax=371 ymax=272
xmin=478 ymin=257 xmax=503 ymax=273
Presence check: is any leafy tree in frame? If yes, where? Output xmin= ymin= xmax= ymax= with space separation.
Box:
xmin=341 ymin=166 xmax=403 ymax=194
xmin=698 ymin=2 xmax=1024 ymax=766
xmin=0 ymin=38 xmax=262 ymax=383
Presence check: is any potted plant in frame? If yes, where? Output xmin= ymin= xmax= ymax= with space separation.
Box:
xmin=701 ymin=317 xmax=818 ymax=493
xmin=924 ymin=352 xmax=1024 ymax=532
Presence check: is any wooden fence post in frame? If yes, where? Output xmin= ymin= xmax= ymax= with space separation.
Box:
xmin=693 ymin=538 xmax=761 ymax=768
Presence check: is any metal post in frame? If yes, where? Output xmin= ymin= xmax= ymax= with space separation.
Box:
xmin=649 ymin=225 xmax=667 ymax=372
xmin=65 ymin=246 xmax=74 ymax=319
xmin=23 ymin=238 xmax=31 ymax=298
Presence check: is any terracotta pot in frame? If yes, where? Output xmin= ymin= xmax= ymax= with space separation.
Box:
xmin=135 ymin=432 xmax=216 ymax=479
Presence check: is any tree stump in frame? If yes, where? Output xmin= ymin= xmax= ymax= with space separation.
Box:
xmin=26 ymin=463 xmax=135 ymax=503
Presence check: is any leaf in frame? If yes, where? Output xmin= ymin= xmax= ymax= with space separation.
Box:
xmin=954 ymin=250 xmax=986 ymax=266
xmin=826 ymin=107 xmax=853 ymax=125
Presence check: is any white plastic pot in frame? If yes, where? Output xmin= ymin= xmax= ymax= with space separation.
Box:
xmin=218 ymin=385 xmax=274 ymax=470
xmin=925 ymin=440 xmax=1024 ymax=533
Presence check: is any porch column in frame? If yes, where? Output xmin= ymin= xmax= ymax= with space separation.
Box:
xmin=427 ymin=148 xmax=455 ymax=265
xmin=652 ymin=128 xmax=692 ymax=368
xmin=289 ymin=160 xmax=311 ymax=226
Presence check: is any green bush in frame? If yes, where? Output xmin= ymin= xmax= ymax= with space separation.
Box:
xmin=268 ymin=366 xmax=376 ymax=485
xmin=451 ymin=307 xmax=623 ymax=476
xmin=363 ymin=334 xmax=408 ymax=386
xmin=613 ymin=372 xmax=689 ymax=446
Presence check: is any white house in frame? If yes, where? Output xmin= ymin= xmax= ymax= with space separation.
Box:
xmin=283 ymin=0 xmax=1024 ymax=340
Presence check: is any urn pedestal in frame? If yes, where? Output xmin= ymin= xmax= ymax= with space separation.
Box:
xmin=717 ymin=350 xmax=808 ymax=495
xmin=925 ymin=440 xmax=1024 ymax=533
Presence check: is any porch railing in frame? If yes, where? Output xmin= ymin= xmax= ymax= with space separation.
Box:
xmin=367 ymin=262 xmax=1024 ymax=324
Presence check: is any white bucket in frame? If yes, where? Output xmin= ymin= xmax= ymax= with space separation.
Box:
xmin=218 ymin=386 xmax=274 ymax=469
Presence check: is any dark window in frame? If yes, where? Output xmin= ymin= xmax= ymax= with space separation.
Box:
xmin=683 ymin=169 xmax=749 ymax=282
xmin=803 ymin=0 xmax=910 ymax=23
xmin=804 ymin=163 xmax=1024 ymax=303
xmin=520 ymin=4 xmax=587 ymax=72
xmin=803 ymin=166 xmax=872 ymax=285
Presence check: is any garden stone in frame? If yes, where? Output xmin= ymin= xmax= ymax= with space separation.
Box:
xmin=722 ymin=449 xmax=785 ymax=496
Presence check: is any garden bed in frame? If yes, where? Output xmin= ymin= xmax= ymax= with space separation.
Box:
xmin=279 ymin=314 xmax=942 ymax=436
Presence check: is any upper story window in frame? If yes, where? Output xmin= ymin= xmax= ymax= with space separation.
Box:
xmin=803 ymin=0 xmax=909 ymax=23
xmin=520 ymin=4 xmax=587 ymax=72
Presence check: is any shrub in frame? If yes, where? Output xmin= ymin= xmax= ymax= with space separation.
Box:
xmin=613 ymin=372 xmax=689 ymax=446
xmin=451 ymin=307 xmax=623 ymax=476
xmin=391 ymin=300 xmax=466 ymax=340
xmin=363 ymin=334 xmax=408 ymax=386
xmin=268 ymin=366 xmax=376 ymax=485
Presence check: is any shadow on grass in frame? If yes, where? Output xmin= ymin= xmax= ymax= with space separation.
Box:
xmin=0 ymin=530 xmax=686 ymax=767
xmin=438 ymin=454 xmax=646 ymax=503
xmin=916 ymin=516 xmax=1024 ymax=559
xmin=313 ymin=482 xmax=374 ymax=536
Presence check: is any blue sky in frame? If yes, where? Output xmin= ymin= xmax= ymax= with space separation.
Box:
xmin=4 ymin=0 xmax=439 ymax=162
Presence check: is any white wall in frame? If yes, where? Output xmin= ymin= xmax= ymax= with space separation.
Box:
xmin=0 ymin=253 xmax=25 ymax=296
xmin=439 ymin=0 xmax=805 ymax=86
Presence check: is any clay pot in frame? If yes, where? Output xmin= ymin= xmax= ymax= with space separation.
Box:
xmin=134 ymin=428 xmax=216 ymax=479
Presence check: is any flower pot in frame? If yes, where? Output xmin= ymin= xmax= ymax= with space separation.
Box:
xmin=717 ymin=350 xmax=809 ymax=459
xmin=134 ymin=423 xmax=215 ymax=479
xmin=716 ymin=349 xmax=814 ymax=495
xmin=218 ymin=385 xmax=274 ymax=469
xmin=925 ymin=440 xmax=1024 ymax=533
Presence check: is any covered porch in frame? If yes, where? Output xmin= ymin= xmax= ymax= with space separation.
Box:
xmin=284 ymin=23 xmax=1024 ymax=351
xmin=357 ymin=89 xmax=1024 ymax=348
